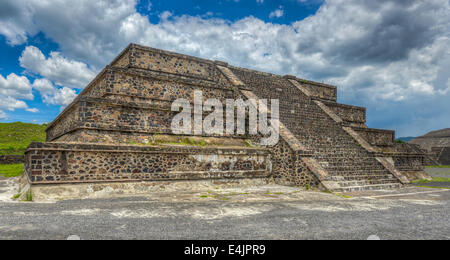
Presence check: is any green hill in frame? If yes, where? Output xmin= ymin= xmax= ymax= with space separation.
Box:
xmin=0 ymin=122 xmax=47 ymax=155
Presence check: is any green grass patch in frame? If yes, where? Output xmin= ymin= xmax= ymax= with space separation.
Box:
xmin=425 ymin=165 xmax=450 ymax=168
xmin=412 ymin=177 xmax=450 ymax=184
xmin=0 ymin=122 xmax=46 ymax=155
xmin=0 ymin=163 xmax=24 ymax=177
xmin=335 ymin=193 xmax=353 ymax=199
xmin=24 ymin=190 xmax=33 ymax=202
xmin=414 ymin=186 xmax=450 ymax=190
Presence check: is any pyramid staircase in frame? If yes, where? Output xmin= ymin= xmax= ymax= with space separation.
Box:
xmin=217 ymin=65 xmax=407 ymax=192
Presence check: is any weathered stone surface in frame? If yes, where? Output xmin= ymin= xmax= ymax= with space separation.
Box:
xmin=25 ymin=142 xmax=270 ymax=184
xmin=409 ymin=128 xmax=450 ymax=151
xmin=352 ymin=127 xmax=395 ymax=147
xmin=433 ymin=147 xmax=450 ymax=165
xmin=0 ymin=155 xmax=24 ymax=164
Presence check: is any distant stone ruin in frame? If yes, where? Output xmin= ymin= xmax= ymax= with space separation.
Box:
xmin=409 ymin=128 xmax=450 ymax=166
xmin=24 ymin=44 xmax=427 ymax=192
xmin=431 ymin=147 xmax=450 ymax=165
xmin=409 ymin=128 xmax=450 ymax=151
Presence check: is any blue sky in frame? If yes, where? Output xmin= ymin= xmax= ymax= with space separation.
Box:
xmin=0 ymin=0 xmax=449 ymax=137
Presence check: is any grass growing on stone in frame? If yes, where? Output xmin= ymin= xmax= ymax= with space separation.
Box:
xmin=425 ymin=165 xmax=450 ymax=168
xmin=24 ymin=190 xmax=33 ymax=202
xmin=0 ymin=163 xmax=24 ymax=177
xmin=412 ymin=177 xmax=450 ymax=184
xmin=0 ymin=122 xmax=47 ymax=155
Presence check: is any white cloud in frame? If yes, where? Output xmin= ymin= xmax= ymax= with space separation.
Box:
xmin=32 ymin=78 xmax=77 ymax=107
xmin=4 ymin=0 xmax=139 ymax=69
xmin=269 ymin=6 xmax=284 ymax=19
xmin=45 ymin=87 xmax=77 ymax=107
xmin=0 ymin=0 xmax=36 ymax=45
xmin=0 ymin=72 xmax=38 ymax=117
xmin=0 ymin=97 xmax=28 ymax=111
xmin=20 ymin=46 xmax=96 ymax=89
xmin=0 ymin=73 xmax=33 ymax=100
xmin=32 ymin=78 xmax=54 ymax=95
xmin=0 ymin=111 xmax=7 ymax=119
xmin=26 ymin=108 xmax=39 ymax=113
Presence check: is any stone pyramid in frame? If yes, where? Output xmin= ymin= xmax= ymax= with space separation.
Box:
xmin=24 ymin=44 xmax=427 ymax=192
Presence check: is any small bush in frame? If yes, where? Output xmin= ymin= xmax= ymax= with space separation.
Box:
xmin=25 ymin=190 xmax=33 ymax=202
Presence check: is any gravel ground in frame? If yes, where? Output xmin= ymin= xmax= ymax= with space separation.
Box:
xmin=425 ymin=168 xmax=450 ymax=178
xmin=0 ymin=177 xmax=449 ymax=240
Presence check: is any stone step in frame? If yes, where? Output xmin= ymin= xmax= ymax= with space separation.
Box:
xmin=312 ymin=147 xmax=368 ymax=152
xmin=337 ymin=179 xmax=400 ymax=187
xmin=318 ymin=157 xmax=381 ymax=165
xmin=334 ymin=183 xmax=402 ymax=192
xmin=316 ymin=156 xmax=377 ymax=160
xmin=328 ymin=173 xmax=395 ymax=181
xmin=325 ymin=165 xmax=386 ymax=172
xmin=321 ymin=162 xmax=384 ymax=170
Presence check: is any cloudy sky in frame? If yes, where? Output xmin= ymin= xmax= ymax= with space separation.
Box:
xmin=0 ymin=0 xmax=449 ymax=137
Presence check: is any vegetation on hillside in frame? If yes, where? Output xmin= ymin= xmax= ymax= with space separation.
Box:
xmin=0 ymin=122 xmax=47 ymax=155
xmin=0 ymin=164 xmax=24 ymax=178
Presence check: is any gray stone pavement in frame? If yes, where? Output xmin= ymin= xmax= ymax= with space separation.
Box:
xmin=425 ymin=167 xmax=450 ymax=178
xmin=0 ymin=177 xmax=449 ymax=240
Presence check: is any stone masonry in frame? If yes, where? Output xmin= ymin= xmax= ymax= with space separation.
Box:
xmin=0 ymin=155 xmax=25 ymax=165
xmin=24 ymin=43 xmax=427 ymax=192
xmin=432 ymin=147 xmax=450 ymax=165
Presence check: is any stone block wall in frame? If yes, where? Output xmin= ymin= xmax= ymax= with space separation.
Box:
xmin=28 ymin=43 xmax=425 ymax=190
xmin=381 ymin=144 xmax=425 ymax=172
xmin=323 ymin=101 xmax=366 ymax=127
xmin=46 ymin=104 xmax=79 ymax=141
xmin=296 ymin=79 xmax=337 ymax=101
xmin=114 ymin=44 xmax=220 ymax=82
xmin=25 ymin=142 xmax=270 ymax=184
xmin=46 ymin=67 xmax=237 ymax=142
xmin=50 ymin=96 xmax=254 ymax=143
xmin=352 ymin=127 xmax=395 ymax=147
xmin=393 ymin=154 xmax=425 ymax=171
xmin=251 ymin=134 xmax=320 ymax=188
xmin=0 ymin=155 xmax=25 ymax=164
xmin=103 ymin=67 xmax=233 ymax=100
xmin=434 ymin=147 xmax=450 ymax=165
